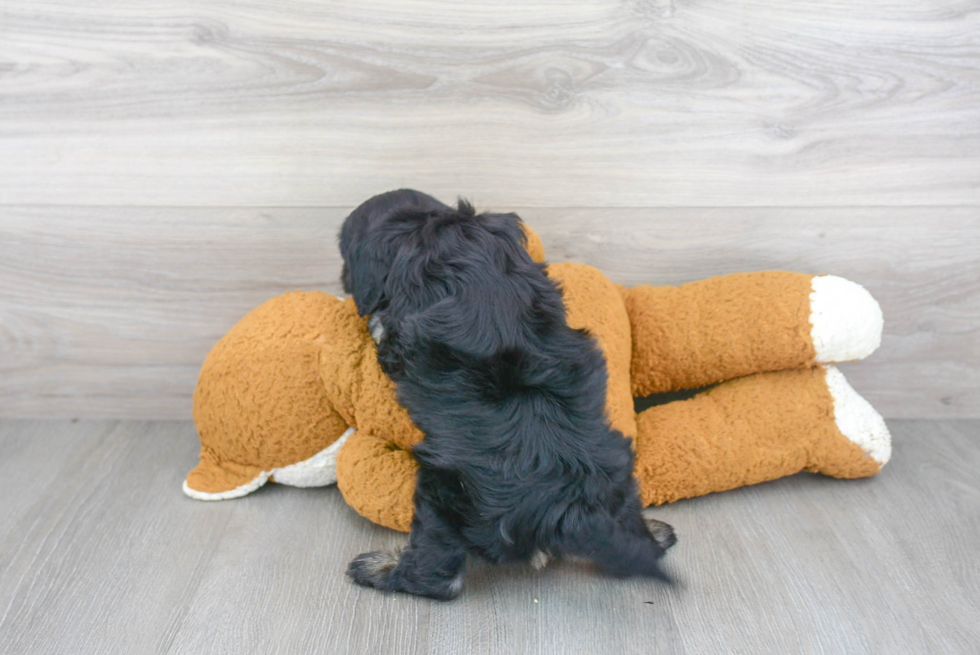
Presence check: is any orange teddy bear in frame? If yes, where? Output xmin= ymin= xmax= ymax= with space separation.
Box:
xmin=185 ymin=225 xmax=890 ymax=531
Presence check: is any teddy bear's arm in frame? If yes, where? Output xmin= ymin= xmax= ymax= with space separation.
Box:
xmin=622 ymin=272 xmax=882 ymax=396
xmin=335 ymin=430 xmax=418 ymax=532
xmin=633 ymin=365 xmax=891 ymax=506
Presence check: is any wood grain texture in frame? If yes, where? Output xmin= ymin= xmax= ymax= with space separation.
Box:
xmin=0 ymin=419 xmax=977 ymax=654
xmin=1 ymin=1 xmax=978 ymax=207
xmin=2 ymin=205 xmax=976 ymax=419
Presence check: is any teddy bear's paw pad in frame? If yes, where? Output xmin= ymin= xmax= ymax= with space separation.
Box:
xmin=825 ymin=366 xmax=892 ymax=465
xmin=810 ymin=275 xmax=883 ymax=363
xmin=269 ymin=427 xmax=355 ymax=487
xmin=641 ymin=508 xmax=678 ymax=551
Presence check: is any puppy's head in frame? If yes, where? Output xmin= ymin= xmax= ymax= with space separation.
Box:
xmin=339 ymin=189 xmax=450 ymax=316
xmin=340 ymin=190 xmax=557 ymax=361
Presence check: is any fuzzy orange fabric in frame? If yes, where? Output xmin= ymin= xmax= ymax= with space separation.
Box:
xmin=186 ymin=224 xmax=887 ymax=532
xmin=189 ymin=292 xmax=351 ymax=493
xmin=336 ymin=431 xmax=419 ymax=532
xmin=634 ymin=367 xmax=880 ymax=506
xmin=622 ymin=272 xmax=817 ymax=396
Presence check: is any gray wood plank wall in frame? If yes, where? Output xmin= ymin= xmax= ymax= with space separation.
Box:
xmin=1 ymin=1 xmax=978 ymax=419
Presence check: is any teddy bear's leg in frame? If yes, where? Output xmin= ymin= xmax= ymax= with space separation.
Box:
xmin=621 ymin=272 xmax=883 ymax=396
xmin=633 ymin=366 xmax=891 ymax=506
xmin=335 ymin=431 xmax=419 ymax=532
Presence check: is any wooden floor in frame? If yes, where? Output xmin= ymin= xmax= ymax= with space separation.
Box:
xmin=1 ymin=419 xmax=976 ymax=654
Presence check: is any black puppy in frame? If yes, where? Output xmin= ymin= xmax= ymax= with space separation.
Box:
xmin=340 ymin=189 xmax=675 ymax=600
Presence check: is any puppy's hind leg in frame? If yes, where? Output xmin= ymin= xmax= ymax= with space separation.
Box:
xmin=609 ymin=481 xmax=677 ymax=552
xmin=562 ymin=507 xmax=672 ymax=581
xmin=640 ymin=507 xmax=677 ymax=551
xmin=347 ymin=501 xmax=467 ymax=600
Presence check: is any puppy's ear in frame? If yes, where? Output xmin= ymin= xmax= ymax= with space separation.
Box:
xmin=346 ymin=242 xmax=391 ymax=316
xmin=339 ymin=218 xmax=390 ymax=316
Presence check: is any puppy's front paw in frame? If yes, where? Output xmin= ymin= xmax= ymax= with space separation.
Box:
xmin=641 ymin=509 xmax=677 ymax=551
xmin=347 ymin=550 xmax=400 ymax=588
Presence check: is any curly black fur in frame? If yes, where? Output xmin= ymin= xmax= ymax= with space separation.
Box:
xmin=340 ymin=189 xmax=675 ymax=600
